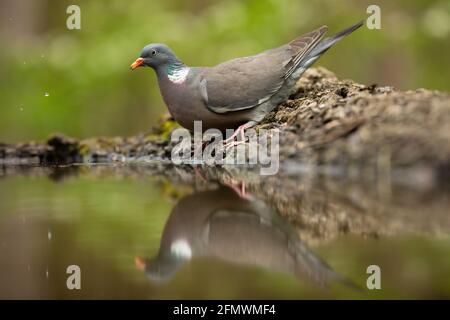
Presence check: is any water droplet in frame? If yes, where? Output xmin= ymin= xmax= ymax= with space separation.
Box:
xmin=44 ymin=92 xmax=49 ymax=97
xmin=46 ymin=269 xmax=49 ymax=279
xmin=23 ymin=61 xmax=26 ymax=65
xmin=48 ymin=230 xmax=52 ymax=240
xmin=19 ymin=107 xmax=24 ymax=112
xmin=41 ymin=54 xmax=45 ymax=58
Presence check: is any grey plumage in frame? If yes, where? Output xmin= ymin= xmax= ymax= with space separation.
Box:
xmin=132 ymin=21 xmax=363 ymax=132
xmin=200 ymin=26 xmax=328 ymax=114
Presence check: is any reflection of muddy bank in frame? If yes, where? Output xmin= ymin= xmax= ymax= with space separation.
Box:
xmin=248 ymin=174 xmax=450 ymax=244
xmin=2 ymin=163 xmax=449 ymax=246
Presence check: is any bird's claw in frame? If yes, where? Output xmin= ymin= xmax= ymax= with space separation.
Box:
xmin=223 ymin=138 xmax=248 ymax=150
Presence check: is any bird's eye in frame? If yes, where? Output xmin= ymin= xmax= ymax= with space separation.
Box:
xmin=151 ymin=50 xmax=157 ymax=55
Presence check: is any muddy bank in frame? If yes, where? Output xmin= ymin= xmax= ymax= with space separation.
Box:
xmin=1 ymin=67 xmax=450 ymax=185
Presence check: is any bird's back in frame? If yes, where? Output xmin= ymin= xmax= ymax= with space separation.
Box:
xmin=198 ymin=26 xmax=329 ymax=115
xmin=199 ymin=46 xmax=290 ymax=111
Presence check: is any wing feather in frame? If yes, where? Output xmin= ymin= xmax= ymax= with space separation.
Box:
xmin=202 ymin=26 xmax=328 ymax=114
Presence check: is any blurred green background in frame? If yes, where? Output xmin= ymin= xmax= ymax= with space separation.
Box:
xmin=0 ymin=0 xmax=449 ymax=143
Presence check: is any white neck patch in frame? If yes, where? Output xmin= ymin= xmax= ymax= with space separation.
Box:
xmin=168 ymin=67 xmax=189 ymax=84
xmin=170 ymin=239 xmax=192 ymax=259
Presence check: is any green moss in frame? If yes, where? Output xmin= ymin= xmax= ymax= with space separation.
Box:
xmin=144 ymin=116 xmax=180 ymax=142
xmin=78 ymin=143 xmax=91 ymax=156
xmin=159 ymin=120 xmax=180 ymax=140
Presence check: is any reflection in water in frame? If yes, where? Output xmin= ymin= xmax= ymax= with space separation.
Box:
xmin=137 ymin=184 xmax=353 ymax=288
xmin=1 ymin=164 xmax=449 ymax=298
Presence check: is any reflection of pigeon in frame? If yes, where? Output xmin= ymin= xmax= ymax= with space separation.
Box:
xmin=131 ymin=22 xmax=363 ymax=140
xmin=136 ymin=185 xmax=354 ymax=288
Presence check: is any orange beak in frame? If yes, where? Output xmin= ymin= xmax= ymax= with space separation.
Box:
xmin=135 ymin=256 xmax=147 ymax=270
xmin=130 ymin=57 xmax=145 ymax=70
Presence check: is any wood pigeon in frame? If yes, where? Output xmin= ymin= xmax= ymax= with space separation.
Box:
xmin=135 ymin=185 xmax=354 ymax=288
xmin=131 ymin=21 xmax=363 ymax=140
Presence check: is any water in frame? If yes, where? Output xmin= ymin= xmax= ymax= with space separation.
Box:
xmin=0 ymin=164 xmax=449 ymax=299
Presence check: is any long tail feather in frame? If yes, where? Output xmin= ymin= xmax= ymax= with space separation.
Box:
xmin=303 ymin=20 xmax=364 ymax=67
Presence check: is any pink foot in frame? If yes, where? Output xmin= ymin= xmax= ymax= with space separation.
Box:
xmin=223 ymin=122 xmax=255 ymax=148
xmin=224 ymin=180 xmax=252 ymax=200
xmin=194 ymin=166 xmax=207 ymax=182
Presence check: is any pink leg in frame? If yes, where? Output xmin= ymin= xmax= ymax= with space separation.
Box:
xmin=223 ymin=124 xmax=245 ymax=144
xmin=223 ymin=121 xmax=256 ymax=147
xmin=223 ymin=180 xmax=252 ymax=200
xmin=194 ymin=166 xmax=207 ymax=182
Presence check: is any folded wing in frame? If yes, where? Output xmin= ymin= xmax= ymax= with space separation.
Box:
xmin=201 ymin=25 xmax=328 ymax=114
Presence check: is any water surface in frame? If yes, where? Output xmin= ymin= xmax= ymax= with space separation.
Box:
xmin=0 ymin=164 xmax=449 ymax=299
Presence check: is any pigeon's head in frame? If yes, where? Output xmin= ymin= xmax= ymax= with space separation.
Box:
xmin=130 ymin=43 xmax=181 ymax=70
xmin=135 ymin=239 xmax=192 ymax=283
xmin=135 ymin=255 xmax=185 ymax=284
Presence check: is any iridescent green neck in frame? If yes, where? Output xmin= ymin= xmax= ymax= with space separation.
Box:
xmin=166 ymin=62 xmax=185 ymax=76
xmin=165 ymin=62 xmax=189 ymax=84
